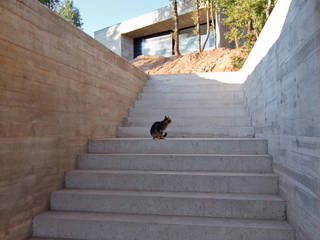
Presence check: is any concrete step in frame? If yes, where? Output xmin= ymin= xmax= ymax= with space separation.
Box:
xmin=66 ymin=170 xmax=278 ymax=194
xmin=134 ymin=99 xmax=244 ymax=108
xmin=33 ymin=211 xmax=294 ymax=240
xmin=78 ymin=153 xmax=272 ymax=173
xmin=117 ymin=126 xmax=254 ymax=138
xmin=138 ymin=91 xmax=244 ymax=101
xmin=88 ymin=138 xmax=267 ymax=154
xmin=51 ymin=189 xmax=286 ymax=220
xmin=123 ymin=116 xmax=252 ymax=127
xmin=148 ymin=73 xmax=244 ymax=84
xmin=142 ymin=85 xmax=242 ymax=93
xmin=128 ymin=107 xmax=248 ymax=118
xmin=145 ymin=79 xmax=242 ymax=87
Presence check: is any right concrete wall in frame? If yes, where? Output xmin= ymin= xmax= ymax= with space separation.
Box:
xmin=242 ymin=0 xmax=320 ymax=239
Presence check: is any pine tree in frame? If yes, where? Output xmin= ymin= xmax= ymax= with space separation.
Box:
xmin=57 ymin=0 xmax=83 ymax=28
xmin=38 ymin=0 xmax=60 ymax=11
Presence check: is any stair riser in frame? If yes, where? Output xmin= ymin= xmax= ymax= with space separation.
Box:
xmin=149 ymin=73 xmax=241 ymax=82
xmin=88 ymin=139 xmax=268 ymax=154
xmin=142 ymin=86 xmax=242 ymax=93
xmin=33 ymin=216 xmax=294 ymax=240
xmin=128 ymin=108 xmax=248 ymax=118
xmin=117 ymin=127 xmax=254 ymax=138
xmin=138 ymin=92 xmax=244 ymax=101
xmin=134 ymin=101 xmax=244 ymax=108
xmin=66 ymin=172 xmax=278 ymax=194
xmin=51 ymin=192 xmax=286 ymax=220
xmin=145 ymin=80 xmax=242 ymax=87
xmin=78 ymin=154 xmax=272 ymax=172
xmin=145 ymin=79 xmax=242 ymax=86
xmin=123 ymin=117 xmax=252 ymax=127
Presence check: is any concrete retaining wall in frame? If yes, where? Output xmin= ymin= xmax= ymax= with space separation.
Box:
xmin=242 ymin=0 xmax=320 ymax=239
xmin=0 ymin=0 xmax=148 ymax=239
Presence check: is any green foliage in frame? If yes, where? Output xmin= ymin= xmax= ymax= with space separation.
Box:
xmin=38 ymin=0 xmax=83 ymax=28
xmin=217 ymin=0 xmax=276 ymax=50
xmin=57 ymin=0 xmax=83 ymax=28
xmin=231 ymin=55 xmax=246 ymax=69
xmin=38 ymin=0 xmax=60 ymax=10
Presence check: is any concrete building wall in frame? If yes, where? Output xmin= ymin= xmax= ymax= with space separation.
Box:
xmin=121 ymin=35 xmax=134 ymax=60
xmin=94 ymin=0 xmax=230 ymax=60
xmin=241 ymin=0 xmax=320 ymax=239
xmin=95 ymin=24 xmax=122 ymax=56
xmin=0 ymin=1 xmax=148 ymax=240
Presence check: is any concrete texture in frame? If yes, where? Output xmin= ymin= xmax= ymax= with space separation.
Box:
xmin=33 ymin=212 xmax=294 ymax=240
xmin=117 ymin=126 xmax=254 ymax=138
xmin=88 ymin=138 xmax=268 ymax=154
xmin=149 ymin=72 xmax=246 ymax=83
xmin=31 ymin=72 xmax=294 ymax=239
xmin=65 ymin=170 xmax=279 ymax=194
xmin=123 ymin=116 xmax=252 ymax=127
xmin=77 ymin=153 xmax=273 ymax=172
xmin=142 ymin=84 xmax=242 ymax=92
xmin=51 ymin=189 xmax=286 ymax=220
xmin=128 ymin=107 xmax=248 ymax=117
xmin=0 ymin=1 xmax=148 ymax=239
xmin=241 ymin=0 xmax=320 ymax=239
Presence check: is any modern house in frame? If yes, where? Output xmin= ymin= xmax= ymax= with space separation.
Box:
xmin=94 ymin=0 xmax=231 ymax=60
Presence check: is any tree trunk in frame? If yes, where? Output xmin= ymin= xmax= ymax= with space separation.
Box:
xmin=192 ymin=0 xmax=201 ymax=52
xmin=234 ymin=35 xmax=239 ymax=49
xmin=266 ymin=0 xmax=272 ymax=19
xmin=195 ymin=0 xmax=201 ymax=52
xmin=172 ymin=0 xmax=181 ymax=56
xmin=254 ymin=29 xmax=259 ymax=39
xmin=201 ymin=1 xmax=210 ymax=52
xmin=247 ymin=19 xmax=252 ymax=34
xmin=210 ymin=1 xmax=217 ymax=49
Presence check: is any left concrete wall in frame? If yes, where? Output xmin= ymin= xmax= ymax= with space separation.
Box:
xmin=0 ymin=1 xmax=148 ymax=239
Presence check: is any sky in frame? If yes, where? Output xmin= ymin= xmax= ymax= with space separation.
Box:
xmin=72 ymin=0 xmax=171 ymax=37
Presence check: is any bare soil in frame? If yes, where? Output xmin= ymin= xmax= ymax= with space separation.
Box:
xmin=131 ymin=48 xmax=246 ymax=74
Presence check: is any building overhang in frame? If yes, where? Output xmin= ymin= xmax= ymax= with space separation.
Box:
xmin=123 ymin=9 xmax=208 ymax=39
xmin=95 ymin=0 xmax=209 ymax=40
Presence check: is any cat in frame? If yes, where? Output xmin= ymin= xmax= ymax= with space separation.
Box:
xmin=150 ymin=116 xmax=172 ymax=139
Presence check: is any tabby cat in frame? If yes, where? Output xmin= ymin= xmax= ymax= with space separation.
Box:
xmin=150 ymin=116 xmax=172 ymax=139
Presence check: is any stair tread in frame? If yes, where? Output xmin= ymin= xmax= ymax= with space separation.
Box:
xmin=35 ymin=211 xmax=293 ymax=230
xmin=54 ymin=189 xmax=284 ymax=201
xmin=79 ymin=153 xmax=270 ymax=157
xmin=91 ymin=137 xmax=264 ymax=141
xmin=69 ymin=169 xmax=277 ymax=176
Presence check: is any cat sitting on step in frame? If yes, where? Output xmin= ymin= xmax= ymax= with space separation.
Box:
xmin=150 ymin=116 xmax=171 ymax=139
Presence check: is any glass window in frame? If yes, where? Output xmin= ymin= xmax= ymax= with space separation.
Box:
xmin=179 ymin=24 xmax=214 ymax=54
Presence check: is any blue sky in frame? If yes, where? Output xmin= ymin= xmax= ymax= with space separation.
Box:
xmin=72 ymin=0 xmax=171 ymax=37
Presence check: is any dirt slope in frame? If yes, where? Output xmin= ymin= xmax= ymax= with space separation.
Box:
xmin=131 ymin=48 xmax=246 ymax=74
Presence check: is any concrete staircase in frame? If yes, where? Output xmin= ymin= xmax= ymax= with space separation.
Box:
xmin=31 ymin=74 xmax=295 ymax=240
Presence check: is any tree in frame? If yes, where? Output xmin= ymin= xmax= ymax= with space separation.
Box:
xmin=266 ymin=0 xmax=272 ymax=18
xmin=218 ymin=0 xmax=277 ymax=50
xmin=38 ymin=0 xmax=60 ymax=11
xmin=38 ymin=0 xmax=83 ymax=28
xmin=57 ymin=0 xmax=83 ymax=28
xmin=200 ymin=0 xmax=210 ymax=51
xmin=192 ymin=0 xmax=202 ymax=52
xmin=209 ymin=0 xmax=218 ymax=49
xmin=171 ymin=0 xmax=181 ymax=56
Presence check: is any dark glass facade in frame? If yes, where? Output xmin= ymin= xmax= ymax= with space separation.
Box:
xmin=134 ymin=24 xmax=214 ymax=58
